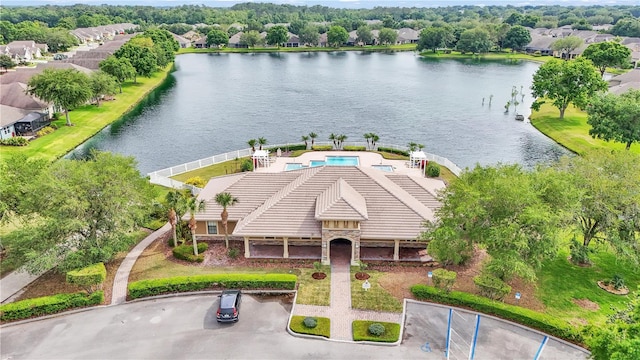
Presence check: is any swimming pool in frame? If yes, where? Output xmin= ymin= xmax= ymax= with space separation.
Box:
xmin=372 ymin=165 xmax=394 ymax=172
xmin=285 ymin=163 xmax=305 ymax=171
xmin=310 ymin=156 xmax=360 ymax=167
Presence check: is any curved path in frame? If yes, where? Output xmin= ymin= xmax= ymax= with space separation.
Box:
xmin=110 ymin=223 xmax=171 ymax=305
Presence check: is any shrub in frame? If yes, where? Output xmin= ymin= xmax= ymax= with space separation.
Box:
xmin=240 ymin=158 xmax=253 ymax=172
xmin=377 ymin=146 xmax=409 ymax=157
xmin=185 ymin=176 xmax=206 ymax=188
xmin=144 ymin=219 xmax=166 ymax=231
xmin=0 ymin=137 xmax=28 ymax=146
xmin=66 ymin=263 xmax=106 ymax=293
xmin=358 ymin=261 xmax=368 ymax=270
xmin=533 ymin=50 xmax=541 ymax=57
xmin=432 ymin=268 xmax=456 ymax=293
xmin=410 ymin=285 xmax=582 ymax=343
xmin=352 ymin=320 xmax=400 ymax=342
xmin=36 ymin=126 xmax=55 ymax=137
xmin=266 ymin=144 xmax=307 ymax=152
xmin=343 ymin=145 xmax=366 ymax=151
xmin=290 ymin=315 xmax=330 ymax=337
xmin=368 ymin=322 xmax=386 ymax=336
xmin=303 ymin=316 xmax=318 ymax=328
xmin=611 ymin=274 xmax=625 ymax=290
xmin=426 ymin=162 xmax=441 ymax=177
xmin=311 ymin=145 xmax=332 ymax=151
xmin=172 ymin=243 xmax=208 ymax=262
xmin=313 ymin=261 xmax=321 ymax=271
xmin=473 ymin=274 xmax=511 ymax=300
xmin=0 ymin=291 xmax=104 ymax=322
xmin=569 ymin=238 xmax=591 ymax=265
xmin=128 ymin=273 xmax=297 ymax=299
xmin=227 ymin=248 xmax=239 ymax=259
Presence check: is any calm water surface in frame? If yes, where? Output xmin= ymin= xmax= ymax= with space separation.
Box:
xmin=70 ymin=52 xmax=569 ymax=174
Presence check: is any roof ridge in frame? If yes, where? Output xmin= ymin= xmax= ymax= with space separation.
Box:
xmin=358 ymin=167 xmax=434 ymax=221
xmin=335 ymin=178 xmax=368 ymax=219
xmin=315 ymin=177 xmax=368 ymax=220
xmin=234 ymin=166 xmax=321 ymax=232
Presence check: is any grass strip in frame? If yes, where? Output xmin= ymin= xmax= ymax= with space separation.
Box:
xmin=352 ymin=320 xmax=400 ymax=342
xmin=289 ymin=315 xmax=330 ymax=338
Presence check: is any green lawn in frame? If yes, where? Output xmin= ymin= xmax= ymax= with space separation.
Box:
xmin=351 ymin=269 xmax=403 ymax=312
xmin=418 ymin=50 xmax=555 ymax=63
xmin=530 ymin=103 xmax=640 ymax=155
xmin=289 ymin=315 xmax=331 ymax=338
xmin=352 ymin=320 xmax=401 ymax=342
xmin=536 ymin=248 xmax=640 ymax=327
xmin=170 ymin=157 xmax=249 ymax=182
xmin=296 ymin=267 xmax=331 ymax=306
xmin=1 ymin=65 xmax=174 ymax=162
xmin=178 ymin=44 xmax=416 ymax=55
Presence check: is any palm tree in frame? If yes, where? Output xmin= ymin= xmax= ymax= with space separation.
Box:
xmin=337 ymin=134 xmax=347 ymax=150
xmin=309 ymin=132 xmax=318 ymax=147
xmin=408 ymin=142 xmax=418 ymax=152
xmin=301 ymin=135 xmax=310 ymax=149
xmin=215 ymin=192 xmax=239 ymax=248
xmin=418 ymin=144 xmax=425 ymax=151
xmin=186 ymin=196 xmax=206 ymax=255
xmin=166 ymin=190 xmax=189 ymax=248
xmin=364 ymin=133 xmax=372 ymax=150
xmin=258 ymin=137 xmax=267 ymax=150
xmin=328 ymin=133 xmax=337 ymax=149
xmin=370 ymin=133 xmax=379 ymax=150
xmin=247 ymin=139 xmax=257 ymax=152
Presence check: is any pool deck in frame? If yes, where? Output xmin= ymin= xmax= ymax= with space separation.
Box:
xmin=255 ymin=151 xmax=426 ymax=177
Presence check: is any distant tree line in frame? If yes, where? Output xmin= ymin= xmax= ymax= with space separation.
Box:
xmin=1 ymin=3 xmax=639 ymax=41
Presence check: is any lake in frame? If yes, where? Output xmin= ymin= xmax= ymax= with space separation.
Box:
xmin=69 ymin=52 xmax=570 ymax=174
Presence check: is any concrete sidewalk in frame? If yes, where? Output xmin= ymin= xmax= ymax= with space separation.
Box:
xmin=0 ymin=268 xmax=45 ymax=304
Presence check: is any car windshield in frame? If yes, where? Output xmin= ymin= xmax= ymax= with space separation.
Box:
xmin=220 ymin=294 xmax=236 ymax=308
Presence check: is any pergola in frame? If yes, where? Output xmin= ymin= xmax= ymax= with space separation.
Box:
xmin=252 ymin=150 xmax=270 ymax=170
xmin=409 ymin=151 xmax=428 ymax=170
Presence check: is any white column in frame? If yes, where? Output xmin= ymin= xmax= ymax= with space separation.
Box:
xmin=283 ymin=237 xmax=289 ymax=258
xmin=393 ymin=239 xmax=400 ymax=261
xmin=244 ymin=237 xmax=250 ymax=258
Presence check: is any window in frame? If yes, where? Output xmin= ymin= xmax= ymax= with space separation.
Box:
xmin=207 ymin=221 xmax=217 ymax=234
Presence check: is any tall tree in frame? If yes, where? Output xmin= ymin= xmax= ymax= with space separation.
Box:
xmin=356 ymin=25 xmax=373 ymax=45
xmin=327 ymin=25 xmax=348 ymax=47
xmin=0 ymin=54 xmax=16 ymax=73
xmin=166 ymin=189 xmax=189 ymax=248
xmin=308 ymin=132 xmax=318 ymax=146
xmin=27 ymin=68 xmax=92 ymax=126
xmin=266 ymin=25 xmax=289 ymax=47
xmin=186 ymin=196 xmax=206 ymax=256
xmin=587 ymin=89 xmax=640 ymax=151
xmin=99 ymin=55 xmax=136 ymax=93
xmin=503 ymin=25 xmax=531 ymax=52
xmin=214 ymin=192 xmax=239 ymax=249
xmin=420 ymin=164 xmax=574 ymax=281
xmin=551 ymin=35 xmax=583 ymax=60
xmin=554 ymin=150 xmax=640 ymax=264
xmin=239 ymin=30 xmax=263 ymax=48
xmin=582 ymin=41 xmax=632 ymax=77
xmin=417 ymin=26 xmax=455 ymax=53
xmin=206 ymin=29 xmax=229 ymax=47
xmin=378 ymin=28 xmax=398 ymax=46
xmin=6 ymin=152 xmax=155 ymax=273
xmin=456 ymin=28 xmax=493 ymax=54
xmin=299 ymin=25 xmax=319 ymax=46
xmin=301 ymin=135 xmax=309 ymax=148
xmin=247 ymin=139 xmax=257 ymax=152
xmin=611 ymin=18 xmax=640 ymax=37
xmin=531 ymin=57 xmax=607 ymax=119
xmin=258 ymin=137 xmax=267 ymax=150
xmin=89 ymin=71 xmax=118 ymax=107
xmin=114 ymin=41 xmax=158 ymax=82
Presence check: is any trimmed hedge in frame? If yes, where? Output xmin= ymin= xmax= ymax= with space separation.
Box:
xmin=426 ymin=162 xmax=441 ymax=177
xmin=0 ymin=291 xmax=104 ymax=322
xmin=66 ymin=263 xmax=106 ymax=292
xmin=377 ymin=146 xmax=409 ymax=157
xmin=352 ymin=320 xmax=400 ymax=342
xmin=410 ymin=285 xmax=582 ymax=343
xmin=266 ymin=144 xmax=307 ymax=152
xmin=172 ymin=243 xmax=208 ymax=262
xmin=290 ymin=315 xmax=330 ymax=337
xmin=432 ymin=268 xmax=456 ymax=293
xmin=343 ymin=145 xmax=367 ymax=151
xmin=128 ymin=273 xmax=297 ymax=299
xmin=311 ymin=145 xmax=332 ymax=151
xmin=473 ymin=274 xmax=511 ymax=301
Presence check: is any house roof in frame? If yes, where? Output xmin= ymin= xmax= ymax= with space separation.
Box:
xmin=0 ymin=104 xmax=31 ymax=127
xmin=196 ymin=166 xmax=439 ymax=240
xmin=0 ymin=82 xmax=48 ymax=110
xmin=609 ymin=82 xmax=640 ymax=95
xmin=608 ymin=69 xmax=640 ymax=86
xmin=60 ymin=58 xmax=104 ymax=70
xmin=525 ymin=36 xmax=555 ymax=50
xmin=397 ymin=28 xmax=419 ymax=41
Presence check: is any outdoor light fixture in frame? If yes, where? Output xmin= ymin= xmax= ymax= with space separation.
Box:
xmin=515 ymin=292 xmax=522 ymax=304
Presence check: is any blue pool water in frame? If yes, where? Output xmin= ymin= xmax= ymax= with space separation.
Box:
xmin=285 ymin=163 xmax=305 ymax=171
xmin=310 ymin=156 xmax=360 ymax=167
xmin=372 ymin=165 xmax=394 ymax=172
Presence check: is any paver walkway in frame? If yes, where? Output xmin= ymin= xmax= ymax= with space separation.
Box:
xmin=293 ymin=244 xmax=402 ymax=341
xmin=110 ymin=223 xmax=171 ymax=305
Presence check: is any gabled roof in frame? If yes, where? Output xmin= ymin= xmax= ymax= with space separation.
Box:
xmin=315 ymin=178 xmax=368 ymax=221
xmin=0 ymin=104 xmax=31 ymax=127
xmin=397 ymin=28 xmax=419 ymax=41
xmin=0 ymin=82 xmax=48 ymax=110
xmin=608 ymin=69 xmax=640 ymax=86
xmin=197 ymin=166 xmax=438 ymax=240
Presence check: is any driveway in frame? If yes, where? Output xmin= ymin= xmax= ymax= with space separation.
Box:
xmin=0 ymin=295 xmax=423 ymax=360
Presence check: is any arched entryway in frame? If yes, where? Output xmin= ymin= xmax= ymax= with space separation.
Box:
xmin=329 ymin=238 xmax=352 ymax=265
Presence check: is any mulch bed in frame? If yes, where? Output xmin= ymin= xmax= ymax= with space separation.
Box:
xmin=311 ymin=272 xmax=327 ymax=280
xmin=354 ymin=272 xmax=370 ymax=280
xmin=597 ymin=281 xmax=629 ymax=295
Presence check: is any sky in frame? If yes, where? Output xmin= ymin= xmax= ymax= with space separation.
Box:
xmin=3 ymin=0 xmax=639 ymax=7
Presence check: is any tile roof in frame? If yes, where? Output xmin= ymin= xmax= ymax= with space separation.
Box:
xmin=197 ymin=166 xmax=439 ymax=240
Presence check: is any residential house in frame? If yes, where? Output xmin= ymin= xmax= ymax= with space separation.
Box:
xmin=4 ymin=41 xmax=46 ymax=62
xmin=0 ymin=82 xmax=52 ymax=139
xmin=188 ymin=166 xmax=443 ymax=264
xmin=318 ymin=33 xmax=328 ymax=47
xmin=182 ymin=30 xmax=200 ymax=41
xmin=396 ymin=28 xmax=419 ymax=44
xmin=608 ymin=69 xmax=640 ymax=94
xmin=228 ymin=33 xmax=246 ymax=48
xmin=524 ymin=35 xmax=555 ymax=56
xmin=193 ymin=37 xmax=208 ymax=49
xmin=171 ymin=33 xmax=191 ymax=48
xmin=284 ymin=32 xmax=300 ymax=48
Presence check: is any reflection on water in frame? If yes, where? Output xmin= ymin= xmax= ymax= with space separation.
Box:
xmin=67 ymin=52 xmax=570 ymax=174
